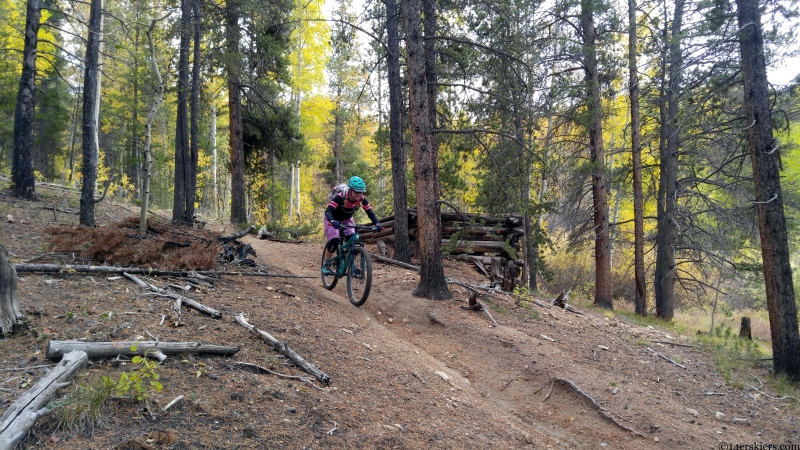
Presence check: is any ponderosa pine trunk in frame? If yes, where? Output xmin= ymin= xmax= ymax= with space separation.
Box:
xmin=629 ymin=0 xmax=647 ymax=315
xmin=654 ymin=0 xmax=684 ymax=320
xmin=11 ymin=0 xmax=41 ymax=200
xmin=581 ymin=0 xmax=612 ymax=309
xmin=79 ymin=0 xmax=102 ymax=227
xmin=384 ymin=0 xmax=411 ymax=264
xmin=736 ymin=0 xmax=800 ymax=379
xmin=172 ymin=0 xmax=191 ymax=224
xmin=227 ymin=0 xmax=246 ymax=225
xmin=404 ymin=0 xmax=450 ymax=300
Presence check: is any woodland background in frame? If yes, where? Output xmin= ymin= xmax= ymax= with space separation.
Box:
xmin=2 ymin=0 xmax=800 ymax=368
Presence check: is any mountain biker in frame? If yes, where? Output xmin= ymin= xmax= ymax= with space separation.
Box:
xmin=322 ymin=176 xmax=382 ymax=275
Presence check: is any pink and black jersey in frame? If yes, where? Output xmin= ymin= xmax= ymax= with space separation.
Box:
xmin=325 ymin=193 xmax=378 ymax=223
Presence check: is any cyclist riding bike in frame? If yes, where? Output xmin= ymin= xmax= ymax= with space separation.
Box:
xmin=322 ymin=176 xmax=382 ymax=275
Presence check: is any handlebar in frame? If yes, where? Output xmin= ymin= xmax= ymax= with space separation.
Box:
xmin=336 ymin=224 xmax=380 ymax=233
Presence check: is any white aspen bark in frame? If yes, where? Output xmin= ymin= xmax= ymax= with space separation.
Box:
xmin=140 ymin=13 xmax=171 ymax=233
xmin=212 ymin=104 xmax=218 ymax=218
xmin=296 ymin=162 xmax=300 ymax=217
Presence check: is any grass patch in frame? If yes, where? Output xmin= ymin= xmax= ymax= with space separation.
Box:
xmin=48 ymin=376 xmax=113 ymax=434
xmin=695 ymin=327 xmax=766 ymax=388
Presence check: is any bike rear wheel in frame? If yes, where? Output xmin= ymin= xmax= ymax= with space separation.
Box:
xmin=346 ymin=247 xmax=372 ymax=306
xmin=321 ymin=247 xmax=339 ymax=290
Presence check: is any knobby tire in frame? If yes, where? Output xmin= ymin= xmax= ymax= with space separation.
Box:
xmin=347 ymin=247 xmax=372 ymax=306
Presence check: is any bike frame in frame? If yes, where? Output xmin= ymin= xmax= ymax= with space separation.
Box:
xmin=331 ymin=226 xmax=365 ymax=278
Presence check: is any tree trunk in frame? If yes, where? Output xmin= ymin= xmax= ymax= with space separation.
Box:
xmin=172 ymin=0 xmax=191 ymax=224
xmin=11 ymin=0 xmax=41 ymax=200
xmin=0 ymin=350 xmax=88 ymax=449
xmin=227 ymin=0 xmax=246 ymax=225
xmin=46 ymin=341 xmax=238 ymax=360
xmin=736 ymin=0 xmax=800 ymax=379
xmin=188 ymin=0 xmax=201 ymax=222
xmin=404 ymin=0 xmax=450 ymax=300
xmin=384 ymin=0 xmax=411 ymax=264
xmin=140 ymin=14 xmax=170 ymax=233
xmin=629 ymin=0 xmax=647 ymax=315
xmin=0 ymin=244 xmax=26 ymax=336
xmin=654 ymin=0 xmax=684 ymax=320
xmin=581 ymin=0 xmax=612 ymax=309
xmin=79 ymin=0 xmax=103 ymax=227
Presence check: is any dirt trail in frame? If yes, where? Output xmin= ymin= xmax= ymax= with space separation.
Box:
xmin=0 ymin=193 xmax=796 ymax=449
xmin=244 ymin=236 xmax=799 ymax=449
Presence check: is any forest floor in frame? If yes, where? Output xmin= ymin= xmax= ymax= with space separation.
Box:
xmin=0 ymin=182 xmax=799 ymax=450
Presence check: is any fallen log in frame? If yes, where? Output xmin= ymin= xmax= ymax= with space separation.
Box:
xmin=371 ymin=254 xmax=420 ymax=271
xmin=123 ymin=272 xmax=222 ymax=319
xmin=45 ymin=340 xmax=238 ymax=360
xmin=0 ymin=350 xmax=88 ymax=449
xmin=219 ymin=225 xmax=255 ymax=243
xmin=234 ymin=313 xmax=330 ymax=384
xmin=13 ymin=263 xmax=315 ymax=279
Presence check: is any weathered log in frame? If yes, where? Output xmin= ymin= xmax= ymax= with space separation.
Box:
xmin=45 ymin=340 xmax=238 ymax=360
xmin=13 ymin=263 xmax=315 ymax=279
xmin=0 ymin=244 xmax=26 ymax=336
xmin=0 ymin=350 xmax=88 ymax=448
xmin=233 ymin=313 xmax=330 ymax=384
xmin=218 ymin=225 xmax=255 ymax=243
xmin=371 ymin=254 xmax=420 ymax=271
xmin=123 ymin=272 xmax=222 ymax=319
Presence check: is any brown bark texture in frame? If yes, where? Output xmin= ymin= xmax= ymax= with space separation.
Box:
xmin=629 ymin=0 xmax=647 ymax=315
xmin=736 ymin=0 xmax=800 ymax=378
xmin=227 ymin=0 xmax=246 ymax=225
xmin=403 ymin=0 xmax=450 ymax=300
xmin=384 ymin=0 xmax=411 ymax=264
xmin=654 ymin=0 xmax=684 ymax=320
xmin=581 ymin=0 xmax=612 ymax=309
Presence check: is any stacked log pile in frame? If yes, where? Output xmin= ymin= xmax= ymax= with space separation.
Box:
xmin=360 ymin=208 xmax=524 ymax=291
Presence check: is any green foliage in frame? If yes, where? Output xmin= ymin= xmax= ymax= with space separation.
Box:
xmin=261 ymin=217 xmax=319 ymax=240
xmin=48 ymin=376 xmax=113 ymax=433
xmin=106 ymin=345 xmax=163 ymax=402
xmin=696 ymin=327 xmax=765 ymax=387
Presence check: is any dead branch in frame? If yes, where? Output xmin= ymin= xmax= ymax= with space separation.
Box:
xmin=218 ymin=225 xmax=255 ymax=243
xmin=646 ymin=347 xmax=687 ymax=369
xmin=14 ymin=263 xmax=315 ymax=279
xmin=371 ymin=254 xmax=421 ymax=271
xmin=477 ymin=301 xmax=498 ymax=326
xmin=428 ymin=312 xmax=446 ymax=326
xmin=233 ymin=313 xmax=330 ymax=384
xmin=651 ymin=340 xmax=694 ymax=347
xmin=554 ymin=378 xmax=645 ymax=438
xmin=229 ymin=362 xmax=323 ymax=390
xmin=123 ymin=272 xmax=222 ymax=319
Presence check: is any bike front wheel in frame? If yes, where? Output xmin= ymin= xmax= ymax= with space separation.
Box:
xmin=346 ymin=247 xmax=372 ymax=306
xmin=321 ymin=247 xmax=339 ymax=290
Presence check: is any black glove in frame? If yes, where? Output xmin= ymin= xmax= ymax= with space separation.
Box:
xmin=330 ymin=220 xmax=340 ymax=229
xmin=374 ymin=224 xmax=383 ymax=232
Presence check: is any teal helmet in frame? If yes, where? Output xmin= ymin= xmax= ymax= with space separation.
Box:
xmin=348 ymin=176 xmax=367 ymax=193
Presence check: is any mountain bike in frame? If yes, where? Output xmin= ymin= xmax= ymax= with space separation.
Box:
xmin=321 ymin=224 xmax=376 ymax=306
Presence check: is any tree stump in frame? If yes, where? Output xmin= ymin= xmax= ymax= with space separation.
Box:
xmin=0 ymin=244 xmax=26 ymax=336
xmin=739 ymin=317 xmax=752 ymax=340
